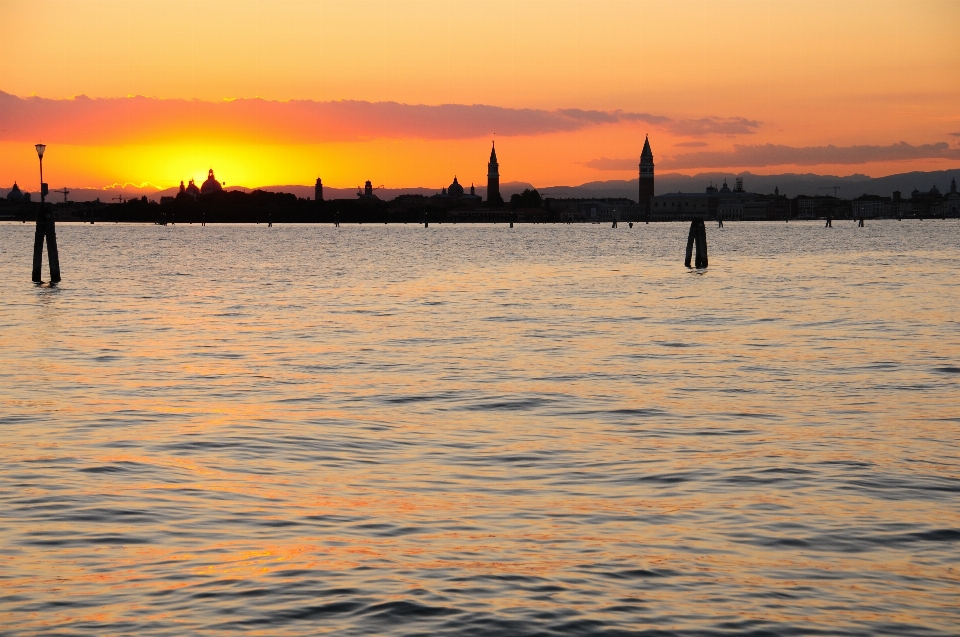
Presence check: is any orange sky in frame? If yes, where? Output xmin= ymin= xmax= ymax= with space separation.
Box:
xmin=1 ymin=0 xmax=959 ymax=190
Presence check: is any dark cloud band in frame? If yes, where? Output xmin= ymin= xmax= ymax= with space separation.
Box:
xmin=0 ymin=91 xmax=759 ymax=144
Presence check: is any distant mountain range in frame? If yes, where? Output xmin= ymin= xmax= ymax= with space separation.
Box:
xmin=534 ymin=169 xmax=960 ymax=201
xmin=6 ymin=168 xmax=958 ymax=204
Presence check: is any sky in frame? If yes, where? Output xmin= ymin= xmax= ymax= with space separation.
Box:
xmin=1 ymin=0 xmax=959 ymax=191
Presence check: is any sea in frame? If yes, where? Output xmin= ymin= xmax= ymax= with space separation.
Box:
xmin=1 ymin=220 xmax=958 ymax=636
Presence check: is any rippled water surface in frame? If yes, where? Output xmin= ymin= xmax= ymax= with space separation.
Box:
xmin=1 ymin=221 xmax=959 ymax=636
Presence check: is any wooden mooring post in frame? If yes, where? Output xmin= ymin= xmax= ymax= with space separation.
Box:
xmin=684 ymin=218 xmax=708 ymax=269
xmin=32 ymin=203 xmax=61 ymax=283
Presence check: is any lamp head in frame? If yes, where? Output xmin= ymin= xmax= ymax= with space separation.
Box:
xmin=35 ymin=143 xmax=46 ymax=159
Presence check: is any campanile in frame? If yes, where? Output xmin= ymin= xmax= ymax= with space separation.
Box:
xmin=486 ymin=142 xmax=503 ymax=205
xmin=639 ymin=135 xmax=655 ymax=211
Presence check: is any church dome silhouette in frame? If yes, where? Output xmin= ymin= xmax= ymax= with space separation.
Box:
xmin=6 ymin=181 xmax=24 ymax=202
xmin=447 ymin=176 xmax=464 ymax=198
xmin=201 ymin=169 xmax=223 ymax=195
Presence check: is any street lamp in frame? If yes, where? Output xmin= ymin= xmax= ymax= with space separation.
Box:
xmin=35 ymin=143 xmax=46 ymax=202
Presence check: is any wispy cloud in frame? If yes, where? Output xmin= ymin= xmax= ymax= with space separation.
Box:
xmin=673 ymin=141 xmax=708 ymax=148
xmin=950 ymin=132 xmax=960 ymax=137
xmin=0 ymin=91 xmax=759 ymax=144
xmin=662 ymin=142 xmax=960 ymax=169
xmin=623 ymin=115 xmax=760 ymax=136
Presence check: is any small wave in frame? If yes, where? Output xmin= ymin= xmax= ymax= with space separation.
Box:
xmin=462 ymin=397 xmax=554 ymax=411
xmin=360 ymin=600 xmax=461 ymax=619
xmin=601 ymin=568 xmax=676 ymax=580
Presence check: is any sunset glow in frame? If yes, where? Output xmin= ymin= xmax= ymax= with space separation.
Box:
xmin=2 ymin=0 xmax=958 ymax=189
xmin=3 ymin=3 xmax=959 ymax=634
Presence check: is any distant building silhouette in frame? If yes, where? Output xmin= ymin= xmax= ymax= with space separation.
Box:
xmin=639 ymin=135 xmax=654 ymax=211
xmin=543 ymin=197 xmax=641 ymax=222
xmin=432 ymin=176 xmax=482 ymax=204
xmin=183 ymin=179 xmax=200 ymax=199
xmin=358 ymin=180 xmax=380 ymax=200
xmin=909 ymin=184 xmax=944 ymax=217
xmin=649 ymin=176 xmax=791 ymax=222
xmin=651 ymin=189 xmax=713 ymax=222
xmin=716 ymin=177 xmax=767 ymax=221
xmin=200 ymin=169 xmax=223 ymax=195
xmin=6 ymin=181 xmax=24 ymax=202
xmin=851 ymin=194 xmax=892 ymax=218
xmin=945 ymin=177 xmax=960 ymax=216
xmin=486 ymin=142 xmax=502 ymax=205
xmin=315 ymin=177 xmax=323 ymax=202
xmin=448 ymin=175 xmax=464 ymax=197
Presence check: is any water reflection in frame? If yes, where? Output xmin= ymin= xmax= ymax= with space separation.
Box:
xmin=0 ymin=221 xmax=958 ymax=635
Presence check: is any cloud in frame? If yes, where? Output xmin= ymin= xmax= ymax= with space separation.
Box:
xmin=661 ymin=142 xmax=960 ymax=169
xmin=950 ymin=132 xmax=960 ymax=137
xmin=648 ymin=116 xmax=760 ymax=136
xmin=673 ymin=141 xmax=708 ymax=147
xmin=0 ymin=91 xmax=759 ymax=145
xmin=618 ymin=113 xmax=760 ymax=136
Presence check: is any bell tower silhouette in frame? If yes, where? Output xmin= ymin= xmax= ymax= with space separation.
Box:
xmin=486 ymin=142 xmax=502 ymax=205
xmin=638 ymin=135 xmax=655 ymax=212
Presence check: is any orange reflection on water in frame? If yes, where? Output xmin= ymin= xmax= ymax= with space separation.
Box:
xmin=1 ymin=223 xmax=958 ymax=634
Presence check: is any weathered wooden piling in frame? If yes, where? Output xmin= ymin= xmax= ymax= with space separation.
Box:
xmin=684 ymin=219 xmax=708 ymax=269
xmin=612 ymin=219 xmax=617 ymax=228
xmin=695 ymin=220 xmax=708 ymax=268
xmin=825 ymin=215 xmax=833 ymax=227
xmin=31 ymin=203 xmax=61 ymax=283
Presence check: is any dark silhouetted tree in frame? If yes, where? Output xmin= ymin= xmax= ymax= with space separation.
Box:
xmin=510 ymin=188 xmax=542 ymax=210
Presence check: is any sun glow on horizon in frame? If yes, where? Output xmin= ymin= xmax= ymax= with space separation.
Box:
xmin=1 ymin=0 xmax=958 ymax=189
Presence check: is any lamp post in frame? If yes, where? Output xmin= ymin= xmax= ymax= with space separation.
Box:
xmin=36 ymin=143 xmax=46 ymax=202
xmin=31 ymin=143 xmax=60 ymax=283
